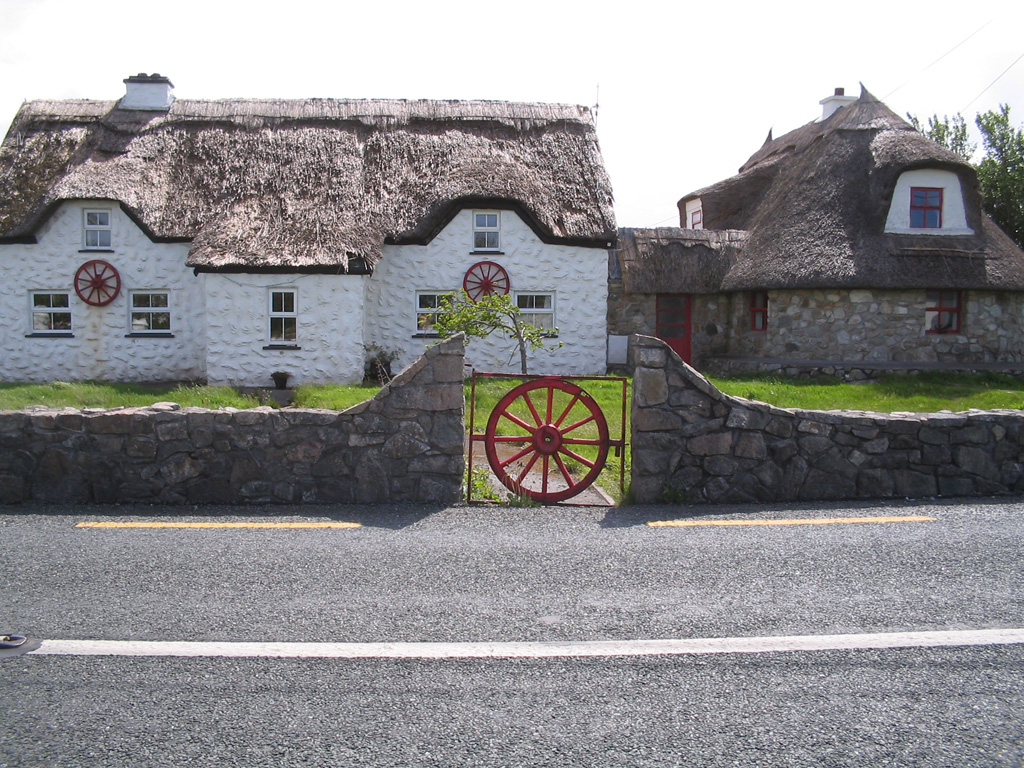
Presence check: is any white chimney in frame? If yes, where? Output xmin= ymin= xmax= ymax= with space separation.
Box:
xmin=818 ymin=87 xmax=856 ymax=121
xmin=120 ymin=73 xmax=175 ymax=111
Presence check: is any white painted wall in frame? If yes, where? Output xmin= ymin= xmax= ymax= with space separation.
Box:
xmin=366 ymin=209 xmax=609 ymax=376
xmin=884 ymin=168 xmax=974 ymax=234
xmin=204 ymin=273 xmax=367 ymax=386
xmin=684 ymin=198 xmax=703 ymax=229
xmin=0 ymin=200 xmax=206 ymax=382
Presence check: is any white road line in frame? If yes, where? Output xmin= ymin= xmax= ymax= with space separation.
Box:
xmin=27 ymin=628 xmax=1024 ymax=659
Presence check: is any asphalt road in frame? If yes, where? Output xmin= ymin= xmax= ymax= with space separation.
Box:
xmin=2 ymin=498 xmax=1023 ymax=766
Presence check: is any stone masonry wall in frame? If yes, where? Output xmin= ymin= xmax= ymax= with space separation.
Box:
xmin=0 ymin=336 xmax=466 ymax=505
xmin=631 ymin=335 xmax=1024 ymax=504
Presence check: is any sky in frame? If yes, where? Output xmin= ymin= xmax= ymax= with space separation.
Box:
xmin=1 ymin=0 xmax=1023 ymax=229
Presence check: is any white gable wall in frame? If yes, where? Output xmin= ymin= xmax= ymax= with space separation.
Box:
xmin=0 ymin=201 xmax=205 ymax=382
xmin=204 ymin=273 xmax=367 ymax=386
xmin=366 ymin=209 xmax=608 ymax=376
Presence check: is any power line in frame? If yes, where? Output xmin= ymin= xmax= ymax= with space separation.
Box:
xmin=962 ymin=49 xmax=1024 ymax=112
xmin=883 ymin=20 xmax=992 ymax=101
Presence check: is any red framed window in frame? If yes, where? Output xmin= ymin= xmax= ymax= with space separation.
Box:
xmin=750 ymin=291 xmax=768 ymax=331
xmin=925 ymin=290 xmax=961 ymax=334
xmin=910 ymin=188 xmax=942 ymax=229
xmin=690 ymin=209 xmax=702 ymax=230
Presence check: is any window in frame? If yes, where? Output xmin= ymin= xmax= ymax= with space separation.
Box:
xmin=690 ymin=209 xmax=703 ymax=230
xmin=750 ymin=291 xmax=768 ymax=331
xmin=516 ymin=292 xmax=555 ymax=332
xmin=269 ymin=289 xmax=297 ymax=342
xmin=84 ymin=209 xmax=111 ymax=249
xmin=130 ymin=291 xmax=170 ymax=332
xmin=31 ymin=292 xmax=72 ymax=333
xmin=473 ymin=211 xmax=500 ymax=251
xmin=910 ymin=188 xmax=942 ymax=229
xmin=925 ymin=290 xmax=961 ymax=334
xmin=416 ymin=292 xmax=444 ymax=333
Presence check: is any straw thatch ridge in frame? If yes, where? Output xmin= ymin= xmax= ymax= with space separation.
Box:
xmin=672 ymin=86 xmax=1024 ymax=292
xmin=0 ymin=98 xmax=616 ymax=271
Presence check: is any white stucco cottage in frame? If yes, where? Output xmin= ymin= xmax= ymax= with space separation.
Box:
xmin=0 ymin=74 xmax=615 ymax=385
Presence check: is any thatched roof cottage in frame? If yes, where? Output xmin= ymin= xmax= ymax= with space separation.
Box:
xmin=0 ymin=74 xmax=615 ymax=385
xmin=608 ymin=86 xmax=1024 ymax=377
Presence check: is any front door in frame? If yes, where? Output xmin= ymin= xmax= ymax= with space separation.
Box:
xmin=656 ymin=293 xmax=692 ymax=364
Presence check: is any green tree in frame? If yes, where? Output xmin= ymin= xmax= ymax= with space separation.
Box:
xmin=976 ymin=105 xmax=1024 ymax=248
xmin=431 ymin=290 xmax=559 ymax=374
xmin=906 ymin=112 xmax=976 ymax=160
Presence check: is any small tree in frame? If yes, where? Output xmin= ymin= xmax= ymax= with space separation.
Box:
xmin=976 ymin=105 xmax=1024 ymax=248
xmin=431 ymin=290 xmax=560 ymax=374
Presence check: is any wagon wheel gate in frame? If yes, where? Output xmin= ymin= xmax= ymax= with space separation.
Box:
xmin=468 ymin=372 xmax=628 ymax=505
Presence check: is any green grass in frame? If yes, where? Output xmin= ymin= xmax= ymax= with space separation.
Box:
xmin=0 ymin=381 xmax=261 ymax=410
xmin=708 ymin=371 xmax=1024 ymax=412
xmin=291 ymin=384 xmax=383 ymax=410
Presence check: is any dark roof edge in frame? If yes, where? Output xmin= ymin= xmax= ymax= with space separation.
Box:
xmin=6 ymin=198 xmax=191 ymax=244
xmin=386 ymin=196 xmax=616 ymax=249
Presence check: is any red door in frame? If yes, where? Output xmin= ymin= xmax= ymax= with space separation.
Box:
xmin=656 ymin=294 xmax=692 ymax=364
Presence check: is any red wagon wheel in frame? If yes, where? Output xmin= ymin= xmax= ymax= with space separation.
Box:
xmin=484 ymin=378 xmax=610 ymax=503
xmin=463 ymin=261 xmax=510 ymax=302
xmin=74 ymin=260 xmax=121 ymax=306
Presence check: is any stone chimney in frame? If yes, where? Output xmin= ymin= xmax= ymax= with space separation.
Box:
xmin=120 ymin=73 xmax=175 ymax=111
xmin=818 ymin=87 xmax=857 ymax=121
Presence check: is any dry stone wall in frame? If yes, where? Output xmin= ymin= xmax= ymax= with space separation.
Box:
xmin=631 ymin=335 xmax=1024 ymax=504
xmin=0 ymin=337 xmax=466 ymax=506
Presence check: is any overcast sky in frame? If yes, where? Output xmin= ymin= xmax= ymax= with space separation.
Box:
xmin=2 ymin=0 xmax=1022 ymax=229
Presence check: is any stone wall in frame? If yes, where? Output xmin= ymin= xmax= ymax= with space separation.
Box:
xmin=0 ymin=336 xmax=466 ymax=505
xmin=631 ymin=335 xmax=1024 ymax=504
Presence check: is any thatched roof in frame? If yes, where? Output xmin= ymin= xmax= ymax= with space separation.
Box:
xmin=0 ymin=98 xmax=616 ymax=271
xmin=616 ymin=228 xmax=745 ymax=294
xmin=668 ymin=87 xmax=1024 ymax=292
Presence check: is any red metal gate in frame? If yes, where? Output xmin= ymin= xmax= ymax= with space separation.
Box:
xmin=467 ymin=372 xmax=627 ymax=504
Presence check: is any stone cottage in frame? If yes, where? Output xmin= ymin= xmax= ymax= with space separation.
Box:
xmin=608 ymin=86 xmax=1024 ymax=377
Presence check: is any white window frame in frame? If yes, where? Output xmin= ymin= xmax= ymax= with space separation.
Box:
xmin=83 ymin=209 xmax=112 ymax=249
xmin=515 ymin=291 xmax=556 ymax=333
xmin=30 ymin=291 xmax=73 ymax=333
xmin=269 ymin=288 xmax=297 ymax=343
xmin=129 ymin=290 xmax=171 ymax=333
xmin=416 ymin=292 xmax=445 ymax=334
xmin=473 ymin=211 xmax=500 ymax=251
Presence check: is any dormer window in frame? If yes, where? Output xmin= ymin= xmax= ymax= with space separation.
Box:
xmin=885 ymin=169 xmax=973 ymax=235
xmin=84 ymin=209 xmax=111 ymax=249
xmin=690 ymin=209 xmax=703 ymax=230
xmin=473 ymin=212 xmax=500 ymax=251
xmin=910 ymin=188 xmax=942 ymax=229
xmin=684 ymin=198 xmax=703 ymax=230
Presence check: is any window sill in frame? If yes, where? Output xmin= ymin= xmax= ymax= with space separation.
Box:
xmin=263 ymin=344 xmax=301 ymax=350
xmin=885 ymin=227 xmax=975 ymax=236
xmin=79 ymin=248 xmax=115 ymax=253
xmin=26 ymin=332 xmax=74 ymax=338
xmin=412 ymin=332 xmax=441 ymax=338
xmin=470 ymin=250 xmax=505 ymax=256
xmin=126 ymin=332 xmax=174 ymax=338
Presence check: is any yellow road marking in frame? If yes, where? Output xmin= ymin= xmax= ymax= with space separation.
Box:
xmin=648 ymin=515 xmax=936 ymax=528
xmin=76 ymin=521 xmax=362 ymax=529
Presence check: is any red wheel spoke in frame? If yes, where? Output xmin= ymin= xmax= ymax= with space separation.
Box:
xmin=553 ymin=453 xmax=575 ymax=486
xmin=559 ymin=447 xmax=596 ymax=468
xmin=515 ymin=451 xmax=541 ymax=485
xmin=520 ymin=392 xmax=543 ymax=427
xmin=553 ymin=393 xmax=583 ymax=427
xmin=560 ymin=414 xmax=597 ymax=435
xmin=500 ymin=444 xmax=536 ymax=468
xmin=498 ymin=409 xmax=535 ymax=433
